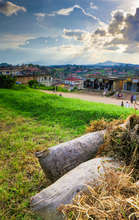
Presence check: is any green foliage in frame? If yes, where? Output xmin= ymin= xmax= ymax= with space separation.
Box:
xmin=28 ymin=80 xmax=39 ymax=88
xmin=0 ymin=75 xmax=16 ymax=89
xmin=39 ymin=85 xmax=68 ymax=92
xmin=106 ymin=91 xmax=115 ymax=97
xmin=71 ymin=86 xmax=78 ymax=92
xmin=57 ymin=86 xmax=68 ymax=92
xmin=40 ymin=85 xmax=55 ymax=90
xmin=13 ymin=84 xmax=28 ymax=90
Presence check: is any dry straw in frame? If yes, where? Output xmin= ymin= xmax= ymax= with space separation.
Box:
xmin=60 ymin=168 xmax=139 ymax=220
xmin=60 ymin=115 xmax=139 ymax=219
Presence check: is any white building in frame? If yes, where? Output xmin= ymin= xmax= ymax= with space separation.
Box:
xmin=37 ymin=75 xmax=53 ymax=86
xmin=64 ymin=77 xmax=84 ymax=89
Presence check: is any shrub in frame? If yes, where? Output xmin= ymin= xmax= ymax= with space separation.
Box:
xmin=57 ymin=86 xmax=68 ymax=92
xmin=40 ymin=85 xmax=68 ymax=92
xmin=106 ymin=91 xmax=115 ymax=97
xmin=39 ymin=85 xmax=55 ymax=90
xmin=13 ymin=84 xmax=27 ymax=90
xmin=28 ymin=80 xmax=39 ymax=88
xmin=0 ymin=75 xmax=16 ymax=89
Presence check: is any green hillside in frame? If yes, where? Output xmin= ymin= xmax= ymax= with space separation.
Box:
xmin=0 ymin=88 xmax=137 ymax=219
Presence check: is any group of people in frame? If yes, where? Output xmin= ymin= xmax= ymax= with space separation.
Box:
xmin=130 ymin=94 xmax=136 ymax=104
xmin=121 ymin=94 xmax=138 ymax=110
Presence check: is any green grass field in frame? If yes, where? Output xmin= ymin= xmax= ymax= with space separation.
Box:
xmin=0 ymin=88 xmax=137 ymax=219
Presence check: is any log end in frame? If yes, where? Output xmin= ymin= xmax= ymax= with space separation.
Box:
xmin=35 ymin=150 xmax=49 ymax=159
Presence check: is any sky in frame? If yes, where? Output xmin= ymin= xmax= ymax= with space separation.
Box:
xmin=0 ymin=0 xmax=139 ymax=65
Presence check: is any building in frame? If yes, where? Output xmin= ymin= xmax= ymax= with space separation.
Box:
xmin=123 ymin=78 xmax=139 ymax=92
xmin=84 ymin=76 xmax=118 ymax=91
xmin=37 ymin=75 xmax=53 ymax=86
xmin=65 ymin=77 xmax=84 ymax=89
xmin=0 ymin=67 xmax=23 ymax=76
xmin=0 ymin=66 xmax=53 ymax=86
xmin=84 ymin=75 xmax=139 ymax=93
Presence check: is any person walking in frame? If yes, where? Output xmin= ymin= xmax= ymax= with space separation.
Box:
xmin=133 ymin=94 xmax=136 ymax=103
xmin=125 ymin=101 xmax=130 ymax=108
xmin=130 ymin=95 xmax=134 ymax=104
xmin=121 ymin=101 xmax=124 ymax=107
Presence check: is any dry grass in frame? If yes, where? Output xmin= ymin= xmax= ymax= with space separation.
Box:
xmin=86 ymin=118 xmax=124 ymax=133
xmin=98 ymin=114 xmax=139 ymax=180
xmin=61 ymin=115 xmax=139 ymax=220
xmin=60 ymin=168 xmax=139 ymax=220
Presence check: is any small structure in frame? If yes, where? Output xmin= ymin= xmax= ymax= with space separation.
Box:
xmin=65 ymin=77 xmax=84 ymax=89
xmin=84 ymin=75 xmax=139 ymax=93
xmin=0 ymin=66 xmax=53 ymax=86
xmin=84 ymin=75 xmax=121 ymax=91
xmin=37 ymin=75 xmax=53 ymax=86
xmin=123 ymin=78 xmax=139 ymax=92
xmin=0 ymin=67 xmax=23 ymax=76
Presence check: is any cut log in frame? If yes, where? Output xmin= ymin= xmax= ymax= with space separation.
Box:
xmin=31 ymin=157 xmax=120 ymax=220
xmin=36 ymin=130 xmax=105 ymax=181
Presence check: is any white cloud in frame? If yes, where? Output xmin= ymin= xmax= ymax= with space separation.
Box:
xmin=89 ymin=8 xmax=139 ymax=53
xmin=117 ymin=0 xmax=139 ymax=14
xmin=34 ymin=13 xmax=46 ymax=21
xmin=56 ymin=6 xmax=76 ymax=16
xmin=0 ymin=34 xmax=36 ymax=49
xmin=35 ymin=5 xmax=102 ymax=24
xmin=63 ymin=29 xmax=88 ymax=41
xmin=101 ymin=0 xmax=139 ymax=13
xmin=90 ymin=2 xmax=98 ymax=10
xmin=61 ymin=7 xmax=139 ymax=55
xmin=0 ymin=1 xmax=26 ymax=16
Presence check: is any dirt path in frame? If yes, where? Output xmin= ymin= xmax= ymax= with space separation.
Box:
xmin=41 ymin=90 xmax=131 ymax=106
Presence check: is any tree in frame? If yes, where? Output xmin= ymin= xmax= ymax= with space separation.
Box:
xmin=28 ymin=80 xmax=39 ymax=88
xmin=0 ymin=75 xmax=16 ymax=88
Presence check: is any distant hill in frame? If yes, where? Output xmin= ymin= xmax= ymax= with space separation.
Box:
xmin=96 ymin=61 xmax=121 ymax=66
xmin=0 ymin=63 xmax=11 ymax=67
xmin=0 ymin=62 xmax=139 ymax=68
xmin=95 ymin=61 xmax=139 ymax=67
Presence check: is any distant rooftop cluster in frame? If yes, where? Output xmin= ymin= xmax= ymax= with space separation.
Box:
xmin=0 ymin=62 xmax=139 ymax=92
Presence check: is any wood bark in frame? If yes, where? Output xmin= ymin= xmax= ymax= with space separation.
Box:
xmin=36 ymin=130 xmax=105 ymax=181
xmin=31 ymin=157 xmax=119 ymax=220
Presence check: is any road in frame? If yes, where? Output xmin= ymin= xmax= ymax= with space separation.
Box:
xmin=41 ymin=90 xmax=131 ymax=106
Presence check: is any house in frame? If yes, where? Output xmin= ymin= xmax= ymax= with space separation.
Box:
xmin=84 ymin=75 xmax=125 ymax=91
xmin=0 ymin=67 xmax=23 ymax=76
xmin=16 ymin=74 xmax=53 ymax=85
xmin=64 ymin=77 xmax=84 ymax=89
xmin=36 ymin=75 xmax=53 ymax=86
xmin=84 ymin=75 xmax=139 ymax=93
xmin=16 ymin=75 xmax=35 ymax=84
xmin=0 ymin=66 xmax=53 ymax=86
xmin=123 ymin=78 xmax=139 ymax=92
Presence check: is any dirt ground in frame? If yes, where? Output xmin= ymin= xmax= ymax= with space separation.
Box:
xmin=41 ymin=90 xmax=139 ymax=108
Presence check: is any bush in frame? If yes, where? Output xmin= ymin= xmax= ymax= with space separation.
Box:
xmin=0 ymin=75 xmax=16 ymax=89
xmin=13 ymin=84 xmax=27 ymax=90
xmin=28 ymin=80 xmax=39 ymax=88
xmin=106 ymin=91 xmax=115 ymax=97
xmin=40 ymin=85 xmax=68 ymax=92
xmin=57 ymin=86 xmax=68 ymax=92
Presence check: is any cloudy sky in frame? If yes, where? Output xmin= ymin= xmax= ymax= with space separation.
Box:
xmin=0 ymin=0 xmax=139 ymax=65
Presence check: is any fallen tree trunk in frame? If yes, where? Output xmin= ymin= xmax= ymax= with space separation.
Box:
xmin=36 ymin=130 xmax=105 ymax=181
xmin=31 ymin=157 xmax=119 ymax=220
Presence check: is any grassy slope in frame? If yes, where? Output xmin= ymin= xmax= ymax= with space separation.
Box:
xmin=0 ymin=88 xmax=137 ymax=220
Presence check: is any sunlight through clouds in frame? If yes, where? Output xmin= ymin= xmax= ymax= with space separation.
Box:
xmin=0 ymin=0 xmax=139 ymax=64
